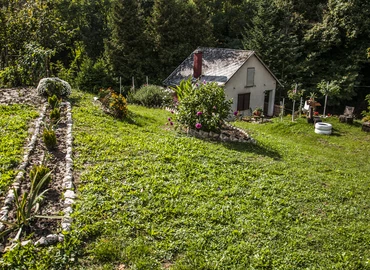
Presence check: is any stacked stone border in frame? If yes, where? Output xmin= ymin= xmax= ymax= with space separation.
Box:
xmin=0 ymin=101 xmax=75 ymax=249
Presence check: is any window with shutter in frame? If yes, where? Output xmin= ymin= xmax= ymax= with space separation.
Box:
xmin=237 ymin=93 xmax=251 ymax=111
xmin=247 ymin=67 xmax=255 ymax=87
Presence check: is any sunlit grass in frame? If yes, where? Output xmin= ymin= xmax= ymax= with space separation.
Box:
xmin=71 ymin=91 xmax=370 ymax=269
xmin=0 ymin=104 xmax=38 ymax=196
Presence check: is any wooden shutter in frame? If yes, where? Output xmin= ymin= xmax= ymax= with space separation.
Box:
xmin=247 ymin=68 xmax=255 ymax=86
xmin=237 ymin=93 xmax=250 ymax=111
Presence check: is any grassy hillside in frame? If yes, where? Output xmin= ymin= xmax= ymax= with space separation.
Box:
xmin=2 ymin=91 xmax=369 ymax=269
xmin=71 ymin=92 xmax=370 ymax=269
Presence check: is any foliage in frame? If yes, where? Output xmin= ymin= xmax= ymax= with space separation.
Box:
xmin=362 ymin=94 xmax=370 ymax=121
xmin=287 ymin=85 xmax=305 ymax=101
xmin=36 ymin=77 xmax=71 ymax=98
xmin=130 ymin=85 xmax=172 ymax=107
xmin=0 ymin=105 xmax=38 ymax=195
xmin=109 ymin=92 xmax=129 ymax=119
xmin=50 ymin=108 xmax=61 ymax=123
xmin=317 ymin=80 xmax=341 ymax=97
xmin=98 ymin=88 xmax=129 ymax=119
xmin=57 ymin=91 xmax=370 ymax=269
xmin=42 ymin=123 xmax=57 ymax=150
xmin=0 ymin=66 xmax=23 ymax=88
xmin=0 ymin=170 xmax=53 ymax=241
xmin=176 ymin=81 xmax=232 ymax=132
xmin=47 ymin=94 xmax=60 ymax=109
xmin=75 ymin=57 xmax=114 ymax=93
xmin=28 ymin=164 xmax=51 ymax=193
xmin=170 ymin=77 xmax=194 ymax=101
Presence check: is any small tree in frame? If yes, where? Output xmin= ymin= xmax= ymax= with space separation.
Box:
xmin=317 ymin=80 xmax=340 ymax=116
xmin=287 ymin=83 xmax=304 ymax=121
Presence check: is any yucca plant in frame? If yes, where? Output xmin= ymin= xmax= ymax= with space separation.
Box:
xmin=0 ymin=170 xmax=61 ymax=241
xmin=47 ymin=94 xmax=60 ymax=109
xmin=50 ymin=107 xmax=61 ymax=122
xmin=29 ymin=164 xmax=51 ymax=191
xmin=43 ymin=122 xmax=57 ymax=150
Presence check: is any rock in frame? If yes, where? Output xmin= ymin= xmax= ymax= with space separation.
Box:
xmin=34 ymin=237 xmax=48 ymax=246
xmin=21 ymin=240 xmax=32 ymax=246
xmin=63 ymin=206 xmax=73 ymax=215
xmin=46 ymin=234 xmax=58 ymax=244
xmin=58 ymin=234 xmax=64 ymax=242
xmin=64 ymin=198 xmax=74 ymax=207
xmin=64 ymin=190 xmax=76 ymax=199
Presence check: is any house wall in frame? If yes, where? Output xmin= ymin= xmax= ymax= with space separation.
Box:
xmin=224 ymin=55 xmax=277 ymax=116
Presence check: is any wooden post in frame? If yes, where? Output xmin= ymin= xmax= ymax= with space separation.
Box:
xmin=132 ymin=76 xmax=135 ymax=90
xmin=299 ymin=96 xmax=303 ymax=119
xmin=292 ymin=100 xmax=295 ymax=122
xmin=146 ymin=76 xmax=148 ymax=85
xmin=281 ymin=98 xmax=285 ymax=122
xmin=119 ymin=77 xmax=122 ymax=95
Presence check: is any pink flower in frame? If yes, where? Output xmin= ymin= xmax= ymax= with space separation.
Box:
xmin=203 ymin=80 xmax=206 ymax=84
xmin=170 ymin=122 xmax=173 ymax=126
xmin=168 ymin=117 xmax=171 ymax=121
xmin=233 ymin=111 xmax=238 ymax=116
xmin=170 ymin=110 xmax=174 ymax=114
xmin=213 ymin=106 xmax=216 ymax=110
xmin=197 ymin=111 xmax=203 ymax=116
xmin=195 ymin=123 xmax=202 ymax=129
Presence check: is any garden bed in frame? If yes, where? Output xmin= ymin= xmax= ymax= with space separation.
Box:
xmin=0 ymin=88 xmax=74 ymax=251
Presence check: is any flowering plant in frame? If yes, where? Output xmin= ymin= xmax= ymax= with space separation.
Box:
xmin=176 ymin=80 xmax=232 ymax=132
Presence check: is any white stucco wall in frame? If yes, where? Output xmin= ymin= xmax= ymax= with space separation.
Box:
xmin=224 ymin=55 xmax=277 ymax=116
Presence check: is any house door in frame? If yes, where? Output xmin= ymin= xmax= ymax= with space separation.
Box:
xmin=264 ymin=90 xmax=274 ymax=116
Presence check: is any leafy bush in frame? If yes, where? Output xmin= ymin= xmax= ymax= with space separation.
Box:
xmin=109 ymin=92 xmax=129 ymax=119
xmin=176 ymin=81 xmax=232 ymax=132
xmin=75 ymin=57 xmax=114 ymax=93
xmin=37 ymin=77 xmax=71 ymax=98
xmin=48 ymin=94 xmax=60 ymax=109
xmin=29 ymin=164 xmax=51 ymax=191
xmin=361 ymin=94 xmax=370 ymax=122
xmin=99 ymin=88 xmax=129 ymax=119
xmin=0 ymin=66 xmax=23 ymax=87
xmin=129 ymin=84 xmax=173 ymax=107
xmin=43 ymin=124 xmax=57 ymax=149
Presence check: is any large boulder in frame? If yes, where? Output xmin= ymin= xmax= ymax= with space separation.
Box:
xmin=36 ymin=77 xmax=71 ymax=98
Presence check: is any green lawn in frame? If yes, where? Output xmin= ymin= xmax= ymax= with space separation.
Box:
xmin=0 ymin=104 xmax=38 ymax=196
xmin=2 ymin=91 xmax=370 ymax=269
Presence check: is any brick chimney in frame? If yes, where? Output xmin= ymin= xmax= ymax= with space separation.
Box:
xmin=193 ymin=50 xmax=202 ymax=79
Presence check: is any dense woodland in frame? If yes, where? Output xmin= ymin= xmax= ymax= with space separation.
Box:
xmin=1 ymin=0 xmax=369 ymax=112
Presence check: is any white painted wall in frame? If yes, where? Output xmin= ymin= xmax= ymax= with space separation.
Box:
xmin=224 ymin=54 xmax=277 ymax=116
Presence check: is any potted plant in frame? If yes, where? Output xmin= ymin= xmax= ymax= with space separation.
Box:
xmin=253 ymin=107 xmax=263 ymax=116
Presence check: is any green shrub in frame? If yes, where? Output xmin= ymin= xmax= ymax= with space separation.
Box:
xmin=361 ymin=94 xmax=370 ymax=122
xmin=29 ymin=164 xmax=51 ymax=191
xmin=75 ymin=57 xmax=114 ymax=93
xmin=176 ymin=81 xmax=232 ymax=132
xmin=37 ymin=77 xmax=71 ymax=98
xmin=130 ymin=84 xmax=172 ymax=107
xmin=109 ymin=92 xmax=129 ymax=119
xmin=50 ymin=107 xmax=61 ymax=122
xmin=43 ymin=124 xmax=57 ymax=149
xmin=48 ymin=94 xmax=60 ymax=109
xmin=0 ymin=66 xmax=23 ymax=87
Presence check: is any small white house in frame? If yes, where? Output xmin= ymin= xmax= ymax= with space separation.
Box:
xmin=163 ymin=47 xmax=282 ymax=116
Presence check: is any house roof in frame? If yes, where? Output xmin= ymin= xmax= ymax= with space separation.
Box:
xmin=163 ymin=47 xmax=283 ymax=87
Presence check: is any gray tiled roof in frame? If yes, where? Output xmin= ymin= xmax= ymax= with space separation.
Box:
xmin=163 ymin=47 xmax=254 ymax=86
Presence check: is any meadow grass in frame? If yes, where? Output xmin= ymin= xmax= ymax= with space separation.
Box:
xmin=1 ymin=91 xmax=369 ymax=269
xmin=0 ymin=104 xmax=38 ymax=196
xmin=70 ymin=91 xmax=370 ymax=269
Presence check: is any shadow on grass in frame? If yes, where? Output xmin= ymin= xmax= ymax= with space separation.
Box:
xmin=221 ymin=141 xmax=282 ymax=160
xmin=122 ymin=111 xmax=157 ymax=127
xmin=67 ymin=95 xmax=83 ymax=106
